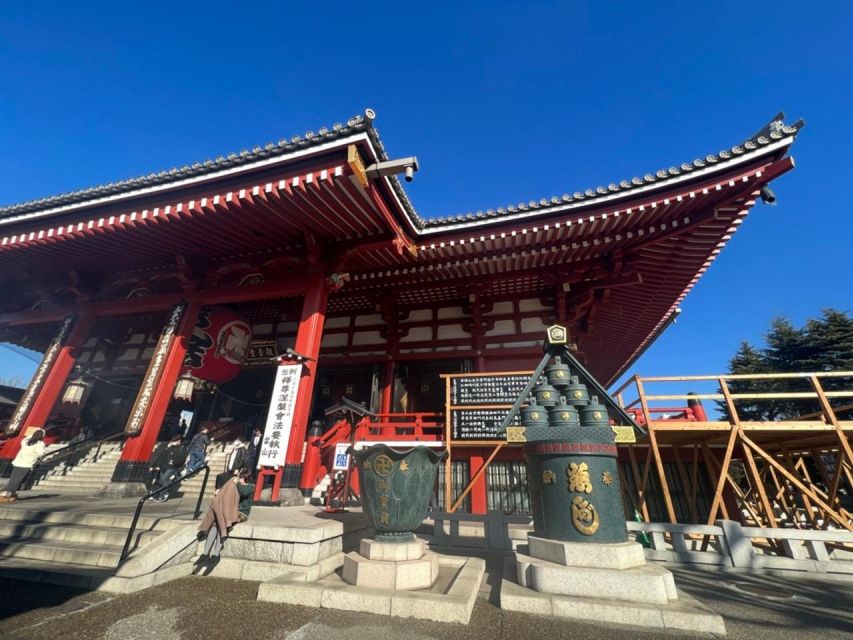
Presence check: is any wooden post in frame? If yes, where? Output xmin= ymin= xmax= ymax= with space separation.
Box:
xmin=672 ymin=445 xmax=698 ymax=523
xmin=627 ymin=445 xmax=650 ymax=521
xmin=700 ymin=442 xmax=731 ymax=521
xmin=810 ymin=375 xmax=853 ymax=509
xmin=719 ymin=378 xmax=778 ymax=528
xmin=636 ymin=378 xmax=678 ymax=523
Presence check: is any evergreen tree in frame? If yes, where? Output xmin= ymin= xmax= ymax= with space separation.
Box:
xmin=721 ymin=309 xmax=853 ymax=421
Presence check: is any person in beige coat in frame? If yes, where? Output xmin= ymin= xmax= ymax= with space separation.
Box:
xmin=195 ymin=470 xmax=253 ymax=571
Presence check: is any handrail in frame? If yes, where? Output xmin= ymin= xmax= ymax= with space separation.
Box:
xmin=118 ymin=464 xmax=210 ymax=563
xmin=38 ymin=431 xmax=125 ymax=470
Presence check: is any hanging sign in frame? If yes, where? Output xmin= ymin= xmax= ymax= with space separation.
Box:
xmin=125 ymin=304 xmax=186 ymax=436
xmin=4 ymin=315 xmax=75 ymax=436
xmin=184 ymin=306 xmax=252 ymax=384
xmin=257 ymin=364 xmax=302 ymax=468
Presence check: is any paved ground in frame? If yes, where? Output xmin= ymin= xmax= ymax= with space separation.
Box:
xmin=0 ymin=565 xmax=850 ymax=640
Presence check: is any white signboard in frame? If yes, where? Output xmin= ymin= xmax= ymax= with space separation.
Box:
xmin=332 ymin=442 xmax=351 ymax=471
xmin=257 ymin=364 xmax=302 ymax=468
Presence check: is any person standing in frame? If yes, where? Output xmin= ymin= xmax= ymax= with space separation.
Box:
xmin=150 ymin=435 xmax=188 ymax=502
xmin=185 ymin=426 xmax=211 ymax=475
xmin=0 ymin=429 xmax=46 ymax=502
xmin=226 ymin=435 xmax=250 ymax=474
xmin=247 ymin=427 xmax=262 ymax=475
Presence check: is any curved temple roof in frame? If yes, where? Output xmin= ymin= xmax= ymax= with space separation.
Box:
xmin=0 ymin=109 xmax=803 ymax=234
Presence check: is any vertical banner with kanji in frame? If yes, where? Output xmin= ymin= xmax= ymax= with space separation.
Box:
xmin=257 ymin=364 xmax=302 ymax=468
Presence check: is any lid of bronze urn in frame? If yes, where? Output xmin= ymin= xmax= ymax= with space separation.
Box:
xmin=521 ymin=402 xmax=550 ymax=428
xmin=548 ymin=396 xmax=580 ymax=428
xmin=565 ymin=376 xmax=590 ymax=408
xmin=579 ymin=395 xmax=610 ymax=428
xmin=533 ymin=382 xmax=559 ymax=407
xmin=546 ymin=357 xmax=571 ymax=390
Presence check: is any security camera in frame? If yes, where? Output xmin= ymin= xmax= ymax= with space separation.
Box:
xmin=760 ymin=185 xmax=777 ymax=205
xmin=365 ymin=156 xmax=420 ymax=182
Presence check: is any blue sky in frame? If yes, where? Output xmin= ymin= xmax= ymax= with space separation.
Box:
xmin=1 ymin=2 xmax=851 ymax=391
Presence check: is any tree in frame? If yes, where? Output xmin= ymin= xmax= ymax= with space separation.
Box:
xmin=720 ymin=309 xmax=853 ymax=421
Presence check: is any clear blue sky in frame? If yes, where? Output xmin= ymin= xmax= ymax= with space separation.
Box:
xmin=1 ymin=2 xmax=851 ymax=390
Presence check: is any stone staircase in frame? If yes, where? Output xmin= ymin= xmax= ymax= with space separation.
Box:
xmin=29 ymin=442 xmax=236 ymax=497
xmin=0 ymin=501 xmax=180 ymax=587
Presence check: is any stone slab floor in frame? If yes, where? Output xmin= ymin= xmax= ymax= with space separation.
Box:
xmin=1 ymin=559 xmax=851 ymax=640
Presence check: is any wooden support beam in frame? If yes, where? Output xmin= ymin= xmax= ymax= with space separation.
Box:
xmin=627 ymin=445 xmax=650 ymax=522
xmin=810 ymin=375 xmax=853 ymax=509
xmin=741 ymin=435 xmax=853 ymax=531
xmin=450 ymin=443 xmax=505 ymax=513
xmin=637 ymin=378 xmax=677 ymax=523
xmin=705 ymin=429 xmax=738 ymax=525
xmin=672 ymin=445 xmax=698 ymax=523
xmin=719 ymin=378 xmax=778 ymax=528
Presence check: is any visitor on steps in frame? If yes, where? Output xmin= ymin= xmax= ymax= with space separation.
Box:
xmin=247 ymin=427 xmax=262 ymax=475
xmin=184 ymin=426 xmax=211 ymax=475
xmin=226 ymin=435 xmax=250 ymax=474
xmin=0 ymin=429 xmax=46 ymax=502
xmin=194 ymin=469 xmax=254 ymax=574
xmin=149 ymin=435 xmax=188 ymax=502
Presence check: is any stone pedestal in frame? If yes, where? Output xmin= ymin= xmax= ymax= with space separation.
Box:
xmin=342 ymin=538 xmax=439 ymax=591
xmin=259 ymin=534 xmax=485 ymax=623
xmin=502 ymin=536 xmax=727 ymax=635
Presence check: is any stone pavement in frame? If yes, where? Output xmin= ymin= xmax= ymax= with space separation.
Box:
xmin=0 ymin=558 xmax=850 ymax=640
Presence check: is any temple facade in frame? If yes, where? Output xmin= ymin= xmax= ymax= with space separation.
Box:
xmin=0 ymin=109 xmax=802 ymax=507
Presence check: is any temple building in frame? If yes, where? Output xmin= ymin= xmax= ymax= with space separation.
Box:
xmin=0 ymin=109 xmax=802 ymax=509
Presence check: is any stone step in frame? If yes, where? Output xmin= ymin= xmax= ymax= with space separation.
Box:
xmin=0 ymin=536 xmax=126 ymax=567
xmin=0 ymin=556 xmax=115 ymax=589
xmin=0 ymin=520 xmax=160 ymax=548
xmin=0 ymin=506 xmax=175 ymax=531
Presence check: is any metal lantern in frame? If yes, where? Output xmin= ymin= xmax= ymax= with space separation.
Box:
xmin=173 ymin=371 xmax=197 ymax=402
xmin=62 ymin=376 xmax=89 ymax=405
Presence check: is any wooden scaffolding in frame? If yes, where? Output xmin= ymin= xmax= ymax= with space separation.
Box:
xmin=613 ymin=371 xmax=853 ymax=530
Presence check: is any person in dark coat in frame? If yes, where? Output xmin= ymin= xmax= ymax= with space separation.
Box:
xmin=184 ymin=427 xmax=211 ymax=474
xmin=150 ymin=435 xmax=188 ymax=502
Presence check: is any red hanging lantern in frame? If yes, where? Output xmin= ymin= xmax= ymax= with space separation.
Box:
xmin=183 ymin=306 xmax=252 ymax=384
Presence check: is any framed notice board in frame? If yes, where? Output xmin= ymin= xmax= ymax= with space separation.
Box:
xmin=442 ymin=371 xmax=538 ymax=444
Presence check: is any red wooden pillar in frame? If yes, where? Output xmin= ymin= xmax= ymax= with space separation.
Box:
xmin=0 ymin=313 xmax=92 ymax=471
xmin=288 ymin=272 xmax=328 ymax=493
xmin=109 ymin=301 xmax=199 ymax=492
xmin=469 ymin=450 xmax=489 ymax=514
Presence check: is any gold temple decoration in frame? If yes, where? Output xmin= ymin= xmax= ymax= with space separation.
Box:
xmin=374 ymin=455 xmax=393 ymax=478
xmin=399 ymin=460 xmax=410 ymax=472
xmin=506 ymin=426 xmax=527 ymax=443
xmin=573 ymin=390 xmax=583 ymax=399
xmin=611 ymin=426 xmax=636 ymax=444
xmin=542 ymin=470 xmax=556 ymax=485
xmin=571 ymin=496 xmax=600 ymax=535
xmin=567 ymin=462 xmax=593 ymax=493
xmin=592 ymin=411 xmax=602 ymax=420
xmin=602 ymin=471 xmax=614 ymax=486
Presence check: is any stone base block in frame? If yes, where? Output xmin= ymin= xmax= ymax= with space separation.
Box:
xmin=257 ymin=555 xmax=485 ymax=624
xmin=360 ymin=538 xmax=425 ymax=561
xmin=517 ymin=552 xmax=676 ymax=604
xmin=342 ymin=550 xmax=439 ymax=591
xmin=528 ymin=536 xmax=646 ymax=570
xmin=502 ymin=574 xmax=725 ymax=635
